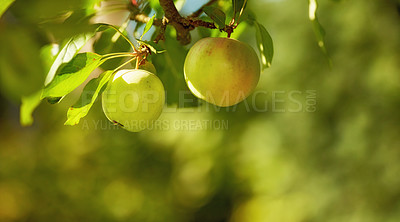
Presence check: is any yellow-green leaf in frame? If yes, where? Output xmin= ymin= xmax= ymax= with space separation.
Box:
xmin=141 ymin=15 xmax=155 ymax=40
xmin=42 ymin=52 xmax=103 ymax=99
xmin=65 ymin=70 xmax=113 ymax=125
xmin=0 ymin=0 xmax=14 ymax=18
xmin=20 ymin=90 xmax=42 ymax=126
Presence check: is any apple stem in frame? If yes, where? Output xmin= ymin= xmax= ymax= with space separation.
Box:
xmin=114 ymin=57 xmax=137 ymax=72
xmin=135 ymin=56 xmax=140 ymax=69
xmin=224 ymin=25 xmax=235 ymax=38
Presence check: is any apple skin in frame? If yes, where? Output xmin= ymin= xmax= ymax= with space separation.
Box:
xmin=184 ymin=37 xmax=260 ymax=107
xmin=102 ymin=69 xmax=165 ymax=132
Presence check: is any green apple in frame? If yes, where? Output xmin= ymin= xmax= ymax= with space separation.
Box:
xmin=102 ymin=69 xmax=165 ymax=132
xmin=184 ymin=37 xmax=260 ymax=107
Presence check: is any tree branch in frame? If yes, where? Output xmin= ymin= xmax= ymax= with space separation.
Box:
xmin=130 ymin=13 xmax=162 ymax=26
xmin=154 ymin=17 xmax=169 ymax=43
xmin=128 ymin=0 xmax=229 ymax=45
xmin=159 ymin=0 xmax=191 ymax=44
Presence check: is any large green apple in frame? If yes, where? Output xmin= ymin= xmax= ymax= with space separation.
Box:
xmin=184 ymin=37 xmax=260 ymax=107
xmin=102 ymin=69 xmax=165 ymax=132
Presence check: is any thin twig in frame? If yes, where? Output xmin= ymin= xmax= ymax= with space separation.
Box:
xmin=188 ymin=18 xmax=216 ymax=29
xmin=236 ymin=0 xmax=248 ymax=24
xmin=159 ymin=0 xmax=191 ymax=44
xmin=154 ymin=17 xmax=169 ymax=43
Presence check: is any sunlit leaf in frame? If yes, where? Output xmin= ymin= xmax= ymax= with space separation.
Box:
xmin=20 ymin=91 xmax=42 ymax=126
xmin=19 ymin=43 xmax=58 ymax=126
xmin=40 ymin=44 xmax=59 ymax=73
xmin=141 ymin=15 xmax=155 ymax=40
xmin=45 ymin=32 xmax=96 ymax=85
xmin=203 ymin=6 xmax=226 ymax=29
xmin=254 ymin=21 xmax=273 ymax=70
xmin=0 ymin=0 xmax=14 ymax=17
xmin=19 ymin=28 xmax=101 ymax=126
xmin=65 ymin=70 xmax=113 ymax=125
xmin=42 ymin=52 xmax=103 ymax=99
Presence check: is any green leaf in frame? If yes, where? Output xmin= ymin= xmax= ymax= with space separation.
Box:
xmin=203 ymin=6 xmax=226 ymax=29
xmin=65 ymin=70 xmax=113 ymax=126
xmin=20 ymin=90 xmax=42 ymax=126
xmin=308 ymin=0 xmax=330 ymax=61
xmin=18 ymin=16 xmax=101 ymax=127
xmin=45 ymin=32 xmax=96 ymax=85
xmin=42 ymin=52 xmax=103 ymax=99
xmin=254 ymin=21 xmax=274 ymax=70
xmin=40 ymin=44 xmax=59 ymax=74
xmin=0 ymin=0 xmax=14 ymax=17
xmin=18 ymin=42 xmax=61 ymax=126
xmin=137 ymin=39 xmax=166 ymax=54
xmin=141 ymin=15 xmax=155 ymax=40
xmin=232 ymin=0 xmax=246 ymax=22
xmin=47 ymin=97 xmax=63 ymax=104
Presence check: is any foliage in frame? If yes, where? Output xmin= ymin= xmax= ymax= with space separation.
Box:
xmin=2 ymin=0 xmax=277 ymax=126
xmin=0 ymin=0 xmax=399 ymax=221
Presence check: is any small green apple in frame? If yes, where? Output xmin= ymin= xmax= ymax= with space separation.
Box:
xmin=184 ymin=37 xmax=260 ymax=107
xmin=102 ymin=69 xmax=165 ymax=132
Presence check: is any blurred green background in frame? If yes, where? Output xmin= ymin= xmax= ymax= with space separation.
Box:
xmin=0 ymin=0 xmax=400 ymax=221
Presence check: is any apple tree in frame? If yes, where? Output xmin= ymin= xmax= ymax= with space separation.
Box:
xmin=0 ymin=0 xmax=327 ymax=132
